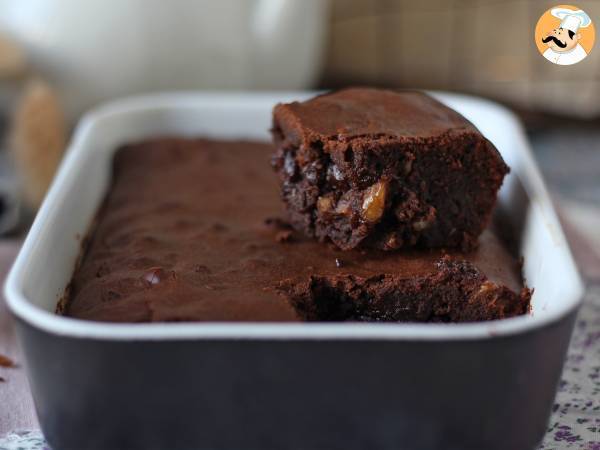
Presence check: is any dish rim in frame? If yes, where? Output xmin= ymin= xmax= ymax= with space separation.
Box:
xmin=4 ymin=91 xmax=585 ymax=341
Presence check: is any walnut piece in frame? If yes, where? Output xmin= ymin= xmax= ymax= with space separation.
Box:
xmin=317 ymin=195 xmax=334 ymax=213
xmin=361 ymin=181 xmax=387 ymax=223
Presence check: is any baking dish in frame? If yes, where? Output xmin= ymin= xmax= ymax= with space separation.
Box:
xmin=4 ymin=92 xmax=584 ymax=450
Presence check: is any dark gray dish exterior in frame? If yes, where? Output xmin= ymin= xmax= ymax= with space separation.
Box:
xmin=17 ymin=311 xmax=576 ymax=450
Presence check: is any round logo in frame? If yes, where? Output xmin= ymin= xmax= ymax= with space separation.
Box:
xmin=535 ymin=4 xmax=595 ymax=65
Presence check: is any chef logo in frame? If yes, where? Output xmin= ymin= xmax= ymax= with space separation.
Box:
xmin=535 ymin=5 xmax=594 ymax=65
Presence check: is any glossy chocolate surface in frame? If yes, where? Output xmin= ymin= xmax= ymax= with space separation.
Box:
xmin=65 ymin=139 xmax=525 ymax=322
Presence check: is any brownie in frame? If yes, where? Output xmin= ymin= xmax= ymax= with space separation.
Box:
xmin=271 ymin=88 xmax=509 ymax=251
xmin=63 ymin=138 xmax=530 ymax=323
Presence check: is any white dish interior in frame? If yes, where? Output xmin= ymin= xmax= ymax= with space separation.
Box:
xmin=4 ymin=92 xmax=584 ymax=340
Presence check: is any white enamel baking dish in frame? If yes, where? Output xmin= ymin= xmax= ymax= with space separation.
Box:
xmin=4 ymin=92 xmax=584 ymax=450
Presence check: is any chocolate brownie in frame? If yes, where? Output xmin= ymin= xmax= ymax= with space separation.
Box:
xmin=271 ymin=88 xmax=509 ymax=251
xmin=64 ymin=138 xmax=530 ymax=323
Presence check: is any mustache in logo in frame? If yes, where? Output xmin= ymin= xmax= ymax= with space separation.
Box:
xmin=542 ymin=35 xmax=567 ymax=48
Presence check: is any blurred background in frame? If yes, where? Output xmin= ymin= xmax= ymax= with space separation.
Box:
xmin=0 ymin=0 xmax=597 ymax=251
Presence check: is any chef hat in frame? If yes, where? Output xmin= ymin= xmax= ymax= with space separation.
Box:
xmin=551 ymin=8 xmax=592 ymax=33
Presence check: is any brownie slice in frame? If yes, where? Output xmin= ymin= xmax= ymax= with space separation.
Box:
xmin=63 ymin=138 xmax=530 ymax=323
xmin=278 ymin=256 xmax=528 ymax=323
xmin=271 ymin=88 xmax=509 ymax=251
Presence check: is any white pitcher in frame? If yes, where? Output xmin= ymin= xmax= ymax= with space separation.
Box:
xmin=0 ymin=0 xmax=329 ymax=119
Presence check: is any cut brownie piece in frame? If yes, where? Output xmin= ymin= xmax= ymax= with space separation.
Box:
xmin=64 ymin=138 xmax=530 ymax=323
xmin=271 ymin=88 xmax=509 ymax=251
xmin=278 ymin=256 xmax=528 ymax=322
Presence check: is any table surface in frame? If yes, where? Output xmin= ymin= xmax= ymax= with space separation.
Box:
xmin=0 ymin=241 xmax=39 ymax=442
xmin=1 ymin=126 xmax=599 ymax=449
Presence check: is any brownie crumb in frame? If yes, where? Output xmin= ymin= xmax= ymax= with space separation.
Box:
xmin=265 ymin=217 xmax=292 ymax=230
xmin=194 ymin=264 xmax=211 ymax=274
xmin=211 ymin=222 xmax=228 ymax=232
xmin=0 ymin=354 xmax=15 ymax=368
xmin=0 ymin=376 xmax=5 ymax=382
xmin=276 ymin=230 xmax=293 ymax=243
xmin=96 ymin=263 xmax=111 ymax=278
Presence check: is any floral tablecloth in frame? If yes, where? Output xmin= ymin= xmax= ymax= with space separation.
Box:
xmin=539 ymin=284 xmax=600 ymax=450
